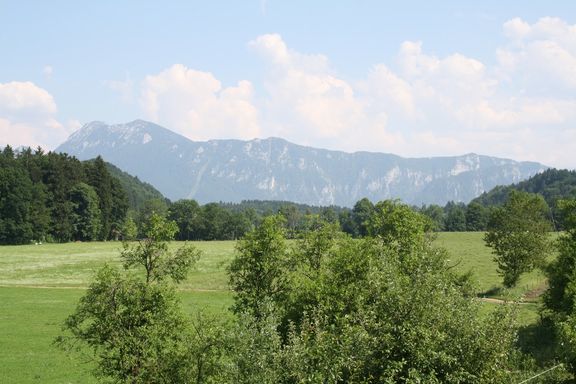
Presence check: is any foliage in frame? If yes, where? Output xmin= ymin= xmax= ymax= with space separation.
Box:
xmin=542 ymin=199 xmax=576 ymax=376
xmin=419 ymin=204 xmax=445 ymax=231
xmin=485 ymin=190 xmax=552 ymax=287
xmin=200 ymin=203 xmax=250 ymax=240
xmin=368 ymin=199 xmax=430 ymax=256
xmin=69 ymin=182 xmax=102 ymax=241
xmin=473 ymin=168 xmax=576 ymax=229
xmin=8 ymin=146 xmax=544 ymax=243
xmin=57 ymin=213 xmax=201 ymax=383
xmin=228 ymin=202 xmax=521 ymax=383
xmin=465 ymin=201 xmax=488 ymax=231
xmin=168 ymin=199 xmax=202 ymax=240
xmin=444 ymin=201 xmax=467 ymax=232
xmin=2 ymin=230 xmax=558 ymax=383
xmin=102 ymin=161 xmax=165 ymax=211
xmin=136 ymin=198 xmax=169 ymax=229
xmin=0 ymin=146 xmax=130 ymax=243
xmin=351 ymin=197 xmax=374 ymax=237
xmin=543 ymin=200 xmax=576 ymax=316
xmin=224 ymin=306 xmax=284 ymax=384
xmin=0 ymin=158 xmax=34 ymax=244
xmin=121 ymin=214 xmax=200 ymax=284
xmin=416 ymin=201 xmax=492 ymax=232
xmin=167 ymin=200 xmax=254 ymax=241
xmin=228 ymin=215 xmax=289 ymax=321
xmin=220 ymin=199 xmax=347 ymax=222
xmin=121 ymin=215 xmax=138 ymax=241
xmin=58 ymin=266 xmax=192 ymax=383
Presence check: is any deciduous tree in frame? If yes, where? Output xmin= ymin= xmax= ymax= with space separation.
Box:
xmin=229 ymin=208 xmax=520 ymax=383
xmin=542 ymin=200 xmax=576 ymax=375
xmin=228 ymin=215 xmax=289 ymax=322
xmin=57 ymin=214 xmax=201 ymax=383
xmin=485 ymin=190 xmax=552 ymax=287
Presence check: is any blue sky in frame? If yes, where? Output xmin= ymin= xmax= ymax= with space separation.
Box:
xmin=1 ymin=1 xmax=575 ymax=167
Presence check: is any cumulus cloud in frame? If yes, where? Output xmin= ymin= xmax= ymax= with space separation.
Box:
xmin=498 ymin=17 xmax=576 ymax=93
xmin=351 ymin=17 xmax=576 ymax=167
xmin=131 ymin=19 xmax=576 ymax=168
xmin=503 ymin=18 xmax=532 ymax=40
xmin=0 ymin=81 xmax=57 ymax=117
xmin=139 ymin=64 xmax=260 ymax=140
xmin=0 ymin=81 xmax=71 ymax=150
xmin=364 ymin=64 xmax=416 ymax=118
xmin=249 ymin=34 xmax=373 ymax=148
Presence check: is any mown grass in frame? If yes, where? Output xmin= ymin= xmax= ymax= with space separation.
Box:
xmin=0 ymin=233 xmax=552 ymax=383
xmin=436 ymin=232 xmax=551 ymax=301
xmin=0 ymin=240 xmax=235 ymax=384
xmin=0 ymin=286 xmax=233 ymax=384
xmin=0 ymin=287 xmax=97 ymax=383
xmin=0 ymin=241 xmax=236 ymax=290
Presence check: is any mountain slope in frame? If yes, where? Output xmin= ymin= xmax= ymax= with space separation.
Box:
xmin=472 ymin=168 xmax=576 ymax=207
xmin=104 ymin=161 xmax=166 ymax=210
xmin=56 ymin=120 xmax=549 ymax=206
xmin=82 ymin=158 xmax=166 ymax=210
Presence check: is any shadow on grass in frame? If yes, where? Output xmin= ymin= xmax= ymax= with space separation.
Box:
xmin=478 ymin=286 xmax=503 ymax=298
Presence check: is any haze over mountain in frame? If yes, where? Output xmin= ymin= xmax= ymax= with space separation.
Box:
xmin=56 ymin=120 xmax=548 ymax=206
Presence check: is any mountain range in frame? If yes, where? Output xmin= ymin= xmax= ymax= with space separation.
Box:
xmin=55 ymin=120 xmax=548 ymax=206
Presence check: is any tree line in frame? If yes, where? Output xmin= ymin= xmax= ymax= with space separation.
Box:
xmin=164 ymin=198 xmax=498 ymax=242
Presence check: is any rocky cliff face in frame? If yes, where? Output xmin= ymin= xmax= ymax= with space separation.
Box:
xmin=56 ymin=120 xmax=548 ymax=206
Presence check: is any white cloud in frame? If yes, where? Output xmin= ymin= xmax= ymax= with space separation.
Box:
xmin=249 ymin=34 xmax=371 ymax=148
xmin=498 ymin=17 xmax=576 ymax=93
xmin=250 ymin=34 xmax=332 ymax=73
xmin=364 ymin=64 xmax=416 ymax=118
xmin=351 ymin=19 xmax=576 ymax=168
xmin=0 ymin=81 xmax=71 ymax=150
xmin=503 ymin=18 xmax=531 ymax=40
xmin=130 ymin=20 xmax=576 ymax=168
xmin=139 ymin=64 xmax=260 ymax=140
xmin=0 ymin=81 xmax=57 ymax=117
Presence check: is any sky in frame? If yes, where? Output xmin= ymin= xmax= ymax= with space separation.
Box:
xmin=1 ymin=1 xmax=575 ymax=168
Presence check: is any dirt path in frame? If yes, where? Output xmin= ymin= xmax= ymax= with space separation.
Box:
xmin=477 ymin=297 xmax=530 ymax=304
xmin=477 ymin=281 xmax=548 ymax=304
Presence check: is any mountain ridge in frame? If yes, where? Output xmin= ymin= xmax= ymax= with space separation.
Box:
xmin=56 ymin=120 xmax=549 ymax=206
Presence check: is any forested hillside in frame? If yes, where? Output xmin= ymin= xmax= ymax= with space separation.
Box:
xmin=0 ymin=146 xmax=128 ymax=244
xmin=471 ymin=169 xmax=576 ymax=228
xmin=100 ymin=161 xmax=166 ymax=210
xmin=473 ymin=169 xmax=576 ymax=207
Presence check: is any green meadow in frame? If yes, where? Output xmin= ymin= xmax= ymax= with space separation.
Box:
xmin=435 ymin=232 xmax=549 ymax=300
xmin=0 ymin=233 xmax=548 ymax=383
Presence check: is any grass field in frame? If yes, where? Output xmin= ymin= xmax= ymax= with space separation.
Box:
xmin=0 ymin=233 xmax=550 ymax=383
xmin=435 ymin=232 xmax=550 ymax=301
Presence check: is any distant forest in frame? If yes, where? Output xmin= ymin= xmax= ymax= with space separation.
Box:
xmin=1 ymin=145 xmax=575 ymax=245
